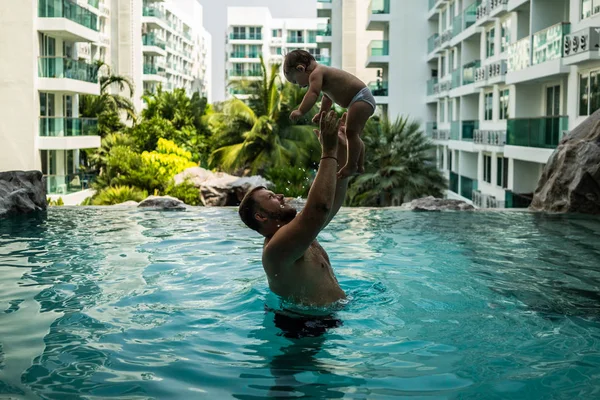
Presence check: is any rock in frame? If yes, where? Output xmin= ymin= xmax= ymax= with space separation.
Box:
xmin=0 ymin=171 xmax=47 ymax=217
xmin=112 ymin=201 xmax=139 ymax=207
xmin=173 ymin=167 xmax=272 ymax=207
xmin=138 ymin=195 xmax=186 ymax=210
xmin=400 ymin=196 xmax=475 ymax=211
xmin=530 ymin=110 xmax=600 ymax=214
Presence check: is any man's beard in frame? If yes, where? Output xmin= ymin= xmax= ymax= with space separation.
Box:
xmin=264 ymin=206 xmax=297 ymax=223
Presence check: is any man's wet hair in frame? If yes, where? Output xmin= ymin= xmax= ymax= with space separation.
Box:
xmin=238 ymin=186 xmax=267 ymax=232
xmin=284 ymin=49 xmax=315 ymax=74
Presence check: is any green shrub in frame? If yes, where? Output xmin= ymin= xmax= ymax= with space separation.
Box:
xmin=47 ymin=197 xmax=64 ymax=206
xmin=92 ymin=186 xmax=148 ymax=205
xmin=265 ymin=166 xmax=314 ymax=198
xmin=165 ymin=181 xmax=203 ymax=206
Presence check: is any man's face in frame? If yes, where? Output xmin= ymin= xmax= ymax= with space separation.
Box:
xmin=254 ymin=189 xmax=297 ymax=224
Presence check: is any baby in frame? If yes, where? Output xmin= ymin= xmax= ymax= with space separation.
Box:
xmin=284 ymin=50 xmax=376 ymax=178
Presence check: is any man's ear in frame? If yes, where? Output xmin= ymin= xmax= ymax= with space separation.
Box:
xmin=255 ymin=212 xmax=267 ymax=223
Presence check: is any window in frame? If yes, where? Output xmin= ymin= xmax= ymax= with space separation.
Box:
xmin=448 ymin=149 xmax=453 ymax=171
xmin=483 ymin=155 xmax=492 ymax=184
xmin=248 ymin=45 xmax=261 ymax=58
xmin=449 ymin=99 xmax=454 ymax=121
xmin=449 ymin=49 xmax=455 ymax=72
xmin=272 ymin=29 xmax=281 ymax=37
xmin=499 ymin=89 xmax=509 ymax=120
xmin=249 ymin=27 xmax=262 ymax=40
xmin=233 ymin=63 xmax=244 ymax=75
xmin=484 ymin=92 xmax=493 ymax=121
xmin=500 ymin=18 xmax=511 ymax=53
xmin=579 ymin=70 xmax=600 ymax=116
xmin=497 ymin=156 xmax=509 ymax=188
xmin=39 ymin=93 xmax=55 ymax=117
xmin=440 ymin=55 xmax=446 ymax=77
xmin=288 ymin=30 xmax=304 ymax=43
xmin=441 ymin=9 xmax=447 ymax=31
xmin=440 ymin=99 xmax=446 ymax=123
xmin=546 ymin=85 xmax=561 ymax=116
xmin=486 ymin=28 xmax=495 ymax=58
xmin=581 ymin=0 xmax=600 ymax=19
xmin=233 ymin=26 xmax=244 ymax=39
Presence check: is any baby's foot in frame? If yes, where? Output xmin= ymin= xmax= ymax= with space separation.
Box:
xmin=357 ymin=164 xmax=365 ymax=174
xmin=337 ymin=164 xmax=358 ymax=179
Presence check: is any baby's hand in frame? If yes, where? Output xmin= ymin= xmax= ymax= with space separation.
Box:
xmin=290 ymin=110 xmax=303 ymax=122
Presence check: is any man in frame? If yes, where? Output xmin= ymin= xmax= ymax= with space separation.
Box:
xmin=238 ymin=111 xmax=349 ymax=307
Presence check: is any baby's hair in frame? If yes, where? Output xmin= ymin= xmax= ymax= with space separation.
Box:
xmin=284 ymin=49 xmax=315 ymax=73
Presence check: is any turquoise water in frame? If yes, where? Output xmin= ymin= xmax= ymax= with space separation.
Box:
xmin=1 ymin=208 xmax=600 ymax=399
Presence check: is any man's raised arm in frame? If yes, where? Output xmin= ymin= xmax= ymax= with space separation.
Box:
xmin=264 ymin=111 xmax=340 ymax=266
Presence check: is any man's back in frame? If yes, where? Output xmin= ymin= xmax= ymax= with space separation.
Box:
xmin=263 ymin=238 xmax=346 ymax=307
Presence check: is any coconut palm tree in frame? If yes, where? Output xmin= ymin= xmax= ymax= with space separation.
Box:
xmin=79 ymin=61 xmax=136 ymax=137
xmin=209 ymin=57 xmax=319 ymax=174
xmin=347 ymin=117 xmax=447 ymax=207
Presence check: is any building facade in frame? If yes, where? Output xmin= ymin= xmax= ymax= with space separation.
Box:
xmin=225 ymin=7 xmax=326 ymax=99
xmin=0 ymin=0 xmax=211 ymax=204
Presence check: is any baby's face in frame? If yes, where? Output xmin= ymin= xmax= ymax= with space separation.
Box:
xmin=286 ymin=68 xmax=310 ymax=88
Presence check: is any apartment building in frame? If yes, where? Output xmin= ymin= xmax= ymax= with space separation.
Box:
xmin=317 ymin=0 xmax=386 ymax=112
xmin=0 ymin=0 xmax=211 ymax=205
xmin=421 ymin=0 xmax=600 ymax=208
xmin=225 ymin=7 xmax=326 ymax=99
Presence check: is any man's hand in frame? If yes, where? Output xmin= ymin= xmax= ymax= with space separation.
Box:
xmin=290 ymin=110 xmax=303 ymax=123
xmin=319 ymin=110 xmax=340 ymax=157
xmin=314 ymin=112 xmax=347 ymax=160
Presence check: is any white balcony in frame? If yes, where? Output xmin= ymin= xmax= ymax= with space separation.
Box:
xmin=562 ymin=27 xmax=600 ymax=66
xmin=37 ymin=17 xmax=99 ymax=43
xmin=38 ymin=135 xmax=101 ymax=151
xmin=366 ymin=0 xmax=390 ymax=31
xmin=317 ymin=0 xmax=333 ymax=17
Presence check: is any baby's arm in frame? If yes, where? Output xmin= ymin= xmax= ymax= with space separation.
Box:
xmin=312 ymin=95 xmax=333 ymax=124
xmin=290 ymin=70 xmax=324 ymax=122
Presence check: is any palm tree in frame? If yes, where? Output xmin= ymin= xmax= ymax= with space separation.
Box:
xmin=79 ymin=61 xmax=136 ymax=137
xmin=347 ymin=117 xmax=447 ymax=207
xmin=209 ymin=57 xmax=320 ymax=174
xmin=141 ymin=87 xmax=208 ymax=132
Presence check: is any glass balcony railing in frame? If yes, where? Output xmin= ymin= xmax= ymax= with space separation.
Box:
xmin=532 ymin=22 xmax=570 ymax=65
xmin=462 ymin=120 xmax=478 ymax=140
xmin=229 ymin=32 xmax=262 ymax=40
xmin=368 ymin=80 xmax=389 ymax=96
xmin=507 ymin=116 xmax=568 ymax=148
xmin=87 ymin=0 xmax=99 ymax=8
xmin=428 ymin=33 xmax=439 ymax=54
xmin=464 ymin=2 xmax=478 ymax=30
xmin=317 ymin=0 xmax=332 ymax=2
xmin=462 ymin=60 xmax=481 ymax=85
xmin=505 ymin=191 xmax=533 ymax=208
xmin=315 ymin=55 xmax=331 ymax=66
xmin=369 ymin=0 xmax=390 ymax=14
xmin=308 ymin=33 xmax=317 ymax=43
xmin=317 ymin=23 xmax=332 ymax=36
xmin=38 ymin=57 xmax=98 ymax=83
xmin=368 ymin=40 xmax=389 ymax=56
xmin=429 ymin=0 xmax=437 ymax=11
xmin=452 ymin=69 xmax=461 ymax=88
xmin=38 ymin=0 xmax=99 ymax=31
xmin=453 ymin=14 xmax=464 ymax=37
xmin=142 ymin=33 xmax=166 ymax=49
xmin=460 ymin=176 xmax=478 ymax=200
xmin=427 ymin=77 xmax=438 ymax=95
xmin=46 ymin=173 xmax=96 ymax=195
xmin=183 ymin=31 xmax=192 ymax=41
xmin=287 ymin=36 xmax=305 ymax=43
xmin=426 ymin=122 xmax=437 ymax=137
xmin=143 ymin=64 xmax=165 ymax=75
xmin=508 ymin=36 xmax=531 ymax=72
xmin=451 ymin=121 xmax=460 ymax=140
xmin=229 ymin=69 xmax=262 ymax=77
xmin=39 ymin=117 xmax=99 ymax=137
xmin=142 ymin=5 xmax=164 ymax=19
xmin=449 ymin=171 xmax=459 ymax=193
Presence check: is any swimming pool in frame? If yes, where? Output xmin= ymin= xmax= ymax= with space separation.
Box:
xmin=1 ymin=208 xmax=599 ymax=399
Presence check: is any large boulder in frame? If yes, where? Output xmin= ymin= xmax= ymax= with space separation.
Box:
xmin=173 ymin=167 xmax=272 ymax=207
xmin=400 ymin=196 xmax=475 ymax=211
xmin=0 ymin=171 xmax=47 ymax=217
xmin=530 ymin=110 xmax=600 ymax=214
xmin=138 ymin=195 xmax=186 ymax=210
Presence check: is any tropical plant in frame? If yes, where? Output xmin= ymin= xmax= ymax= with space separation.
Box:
xmin=209 ymin=57 xmax=320 ymax=174
xmin=92 ymin=186 xmax=148 ymax=205
xmin=79 ymin=61 xmax=136 ymax=137
xmin=165 ymin=180 xmax=202 ymax=206
xmin=141 ymin=138 xmax=197 ymax=184
xmin=347 ymin=117 xmax=447 ymax=207
xmin=264 ymin=166 xmax=314 ymax=198
xmin=47 ymin=197 xmax=64 ymax=206
xmin=88 ymin=133 xmax=134 ymax=175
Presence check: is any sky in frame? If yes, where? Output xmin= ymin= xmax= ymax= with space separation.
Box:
xmin=196 ymin=0 xmax=317 ymax=102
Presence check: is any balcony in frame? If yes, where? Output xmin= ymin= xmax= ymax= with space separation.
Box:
xmin=449 ymin=171 xmax=459 ymax=193
xmin=451 ymin=120 xmax=479 ymax=141
xmin=38 ymin=0 xmax=99 ymax=42
xmin=462 ymin=60 xmax=481 ymax=85
xmin=366 ymin=40 xmax=389 ymax=68
xmin=427 ymin=77 xmax=438 ymax=97
xmin=39 ymin=117 xmax=98 ymax=137
xmin=317 ymin=0 xmax=332 ymax=17
xmin=474 ymin=129 xmax=507 ymax=146
xmin=507 ymin=23 xmax=570 ymax=84
xmin=367 ymin=0 xmax=391 ymax=31
xmin=46 ymin=173 xmax=96 ymax=195
xmin=451 ymin=2 xmax=479 ymax=42
xmin=142 ymin=33 xmax=167 ymax=57
xmin=317 ymin=23 xmax=332 ymax=43
xmin=460 ymin=176 xmax=478 ymax=200
xmin=143 ymin=64 xmax=166 ymax=83
xmin=489 ymin=0 xmax=509 ymax=18
xmin=507 ymin=116 xmax=568 ymax=149
xmin=229 ymin=32 xmax=262 ymax=41
xmin=228 ymin=69 xmax=262 ymax=78
xmin=87 ymin=0 xmax=99 ymax=9
xmin=368 ymin=81 xmax=388 ymax=101
xmin=451 ymin=69 xmax=461 ymax=89
xmin=428 ymin=33 xmax=439 ymax=55
xmin=287 ymin=37 xmax=305 ymax=44
xmin=426 ymin=122 xmax=437 ymax=138
xmin=38 ymin=56 xmax=99 ymax=95
xmin=315 ymin=55 xmax=331 ymax=66
xmin=230 ymin=51 xmax=259 ymax=60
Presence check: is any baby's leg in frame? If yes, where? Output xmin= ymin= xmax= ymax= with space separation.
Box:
xmin=312 ymin=95 xmax=334 ymax=124
xmin=338 ymin=101 xmax=373 ymax=179
xmin=357 ymin=138 xmax=365 ymax=174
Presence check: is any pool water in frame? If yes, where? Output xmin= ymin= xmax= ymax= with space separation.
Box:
xmin=1 ymin=208 xmax=600 ymax=399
